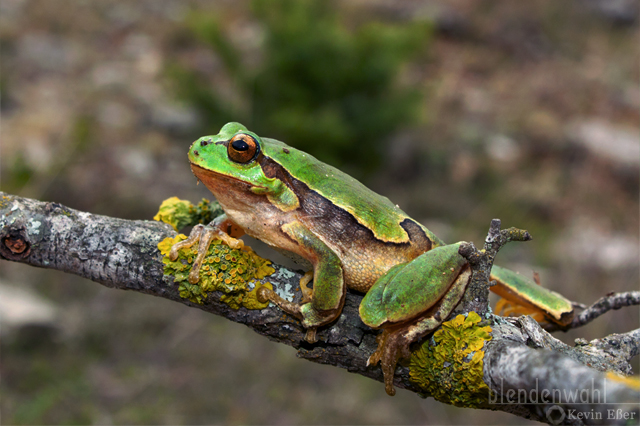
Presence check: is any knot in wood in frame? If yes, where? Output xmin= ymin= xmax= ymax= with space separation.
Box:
xmin=0 ymin=226 xmax=31 ymax=259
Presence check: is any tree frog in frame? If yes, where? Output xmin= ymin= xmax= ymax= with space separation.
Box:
xmin=170 ymin=122 xmax=574 ymax=395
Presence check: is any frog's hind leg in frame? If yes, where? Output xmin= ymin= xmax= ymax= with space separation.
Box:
xmin=257 ymin=220 xmax=345 ymax=343
xmin=490 ymin=265 xmax=574 ymax=326
xmin=369 ymin=265 xmax=472 ymax=396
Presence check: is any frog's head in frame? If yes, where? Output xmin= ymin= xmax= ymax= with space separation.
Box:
xmin=188 ymin=122 xmax=278 ymax=195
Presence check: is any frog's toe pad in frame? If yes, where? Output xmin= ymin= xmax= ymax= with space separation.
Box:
xmin=187 ymin=268 xmax=201 ymax=284
xmin=230 ymin=239 xmax=244 ymax=249
xmin=304 ymin=327 xmax=317 ymax=343
xmin=256 ymin=286 xmax=271 ymax=304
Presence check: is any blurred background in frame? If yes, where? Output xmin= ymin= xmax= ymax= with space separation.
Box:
xmin=1 ymin=0 xmax=638 ymax=424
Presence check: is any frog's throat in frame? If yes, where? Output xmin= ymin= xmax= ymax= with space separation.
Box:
xmin=190 ymin=163 xmax=269 ymax=193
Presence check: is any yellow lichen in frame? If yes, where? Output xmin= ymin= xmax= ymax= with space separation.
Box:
xmin=409 ymin=312 xmax=492 ymax=408
xmin=154 ymin=197 xmax=195 ymax=231
xmin=605 ymin=372 xmax=640 ymax=391
xmin=154 ymin=197 xmax=221 ymax=231
xmin=0 ymin=195 xmax=11 ymax=209
xmin=158 ymin=234 xmax=275 ymax=308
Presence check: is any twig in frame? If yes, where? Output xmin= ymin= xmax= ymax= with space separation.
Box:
xmin=573 ymin=292 xmax=640 ymax=328
xmin=457 ymin=218 xmax=532 ymax=316
xmin=545 ymin=292 xmax=640 ymax=332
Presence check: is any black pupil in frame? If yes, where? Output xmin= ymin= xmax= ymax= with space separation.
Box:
xmin=232 ymin=139 xmax=250 ymax=151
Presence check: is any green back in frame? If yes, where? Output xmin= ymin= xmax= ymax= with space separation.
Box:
xmin=261 ymin=137 xmax=413 ymax=243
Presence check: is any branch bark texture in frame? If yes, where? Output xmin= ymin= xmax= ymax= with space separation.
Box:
xmin=1 ymin=192 xmax=638 ymax=425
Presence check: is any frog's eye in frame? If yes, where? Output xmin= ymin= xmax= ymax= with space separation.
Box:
xmin=228 ymin=134 xmax=259 ymax=163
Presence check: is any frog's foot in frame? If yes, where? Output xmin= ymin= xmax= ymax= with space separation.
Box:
xmin=299 ymin=271 xmax=314 ymax=304
xmin=169 ymin=223 xmax=244 ymax=284
xmin=257 ymin=286 xmax=303 ymax=318
xmin=256 ymin=285 xmax=336 ymax=344
xmin=367 ymin=328 xmax=412 ymax=396
xmin=256 ymin=286 xmax=317 ymax=343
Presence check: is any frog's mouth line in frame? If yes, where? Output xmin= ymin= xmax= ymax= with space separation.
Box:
xmin=189 ymin=163 xmax=267 ymax=192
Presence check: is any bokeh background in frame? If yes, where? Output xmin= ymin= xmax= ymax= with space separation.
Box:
xmin=1 ymin=0 xmax=638 ymax=424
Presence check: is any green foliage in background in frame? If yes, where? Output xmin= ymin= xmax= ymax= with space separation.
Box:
xmin=170 ymin=0 xmax=432 ymax=170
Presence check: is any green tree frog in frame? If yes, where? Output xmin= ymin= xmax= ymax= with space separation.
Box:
xmin=170 ymin=122 xmax=574 ymax=395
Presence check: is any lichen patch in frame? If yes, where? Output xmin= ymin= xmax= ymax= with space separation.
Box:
xmin=158 ymin=234 xmax=275 ymax=309
xmin=409 ymin=312 xmax=492 ymax=408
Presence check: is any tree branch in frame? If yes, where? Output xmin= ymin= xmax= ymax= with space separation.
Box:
xmin=1 ymin=192 xmax=638 ymax=425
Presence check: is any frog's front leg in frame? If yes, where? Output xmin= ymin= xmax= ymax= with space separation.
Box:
xmin=360 ymin=243 xmax=472 ymax=396
xmin=169 ymin=214 xmax=245 ymax=284
xmin=257 ymin=221 xmax=344 ymax=343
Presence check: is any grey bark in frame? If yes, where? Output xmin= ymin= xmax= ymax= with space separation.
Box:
xmin=1 ymin=192 xmax=638 ymax=425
